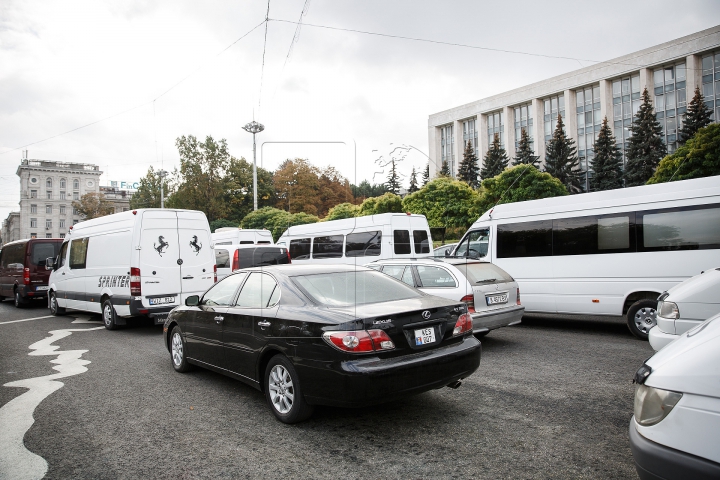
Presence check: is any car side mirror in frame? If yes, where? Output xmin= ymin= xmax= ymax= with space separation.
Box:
xmin=185 ymin=295 xmax=200 ymax=307
xmin=45 ymin=257 xmax=55 ymax=270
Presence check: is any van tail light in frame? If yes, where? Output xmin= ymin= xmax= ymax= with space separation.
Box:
xmin=23 ymin=267 xmax=31 ymax=285
xmin=322 ymin=329 xmax=395 ymax=353
xmin=130 ymin=267 xmax=141 ymax=296
xmin=460 ymin=295 xmax=475 ymax=313
xmin=453 ymin=313 xmax=473 ymax=336
xmin=231 ymin=250 xmax=239 ymax=271
xmin=517 ymin=287 xmax=521 ymax=305
xmin=214 ymin=264 xmax=217 ymax=283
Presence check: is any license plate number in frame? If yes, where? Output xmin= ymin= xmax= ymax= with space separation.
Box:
xmin=36 ymin=286 xmax=49 ymax=291
xmin=415 ymin=327 xmax=436 ymax=346
xmin=486 ymin=293 xmax=508 ymax=305
xmin=149 ymin=296 xmax=175 ymax=305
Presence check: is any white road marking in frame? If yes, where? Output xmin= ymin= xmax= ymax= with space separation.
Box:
xmin=0 ymin=316 xmax=54 ymax=325
xmin=0 ymin=325 xmax=104 ymax=480
xmin=71 ymin=315 xmax=103 ymax=324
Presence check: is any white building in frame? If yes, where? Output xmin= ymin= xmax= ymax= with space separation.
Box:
xmin=428 ymin=25 xmax=720 ymax=185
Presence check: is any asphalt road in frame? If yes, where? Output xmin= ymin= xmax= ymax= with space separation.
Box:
xmin=0 ymin=299 xmax=653 ymax=479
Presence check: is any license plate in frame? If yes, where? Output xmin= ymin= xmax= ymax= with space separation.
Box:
xmin=415 ymin=327 xmax=436 ymax=346
xmin=486 ymin=293 xmax=508 ymax=305
xmin=36 ymin=286 xmax=49 ymax=291
xmin=149 ymin=296 xmax=175 ymax=305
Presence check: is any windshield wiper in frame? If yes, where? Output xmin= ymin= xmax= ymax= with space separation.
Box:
xmin=475 ymin=278 xmax=496 ymax=284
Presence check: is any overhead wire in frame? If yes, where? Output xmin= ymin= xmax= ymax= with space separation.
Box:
xmin=258 ymin=0 xmax=271 ymax=107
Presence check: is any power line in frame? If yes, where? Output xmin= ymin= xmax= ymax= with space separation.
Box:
xmin=258 ymin=0 xmax=271 ymax=107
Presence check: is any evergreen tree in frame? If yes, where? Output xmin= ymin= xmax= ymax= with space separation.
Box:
xmin=457 ymin=140 xmax=480 ymax=188
xmin=543 ymin=114 xmax=584 ymax=194
xmin=439 ymin=160 xmax=451 ymax=177
xmin=385 ymin=159 xmax=401 ymax=194
xmin=480 ymin=133 xmax=509 ymax=179
xmin=408 ymin=167 xmax=419 ymax=193
xmin=422 ymin=163 xmax=430 ymax=185
xmin=589 ymin=117 xmax=624 ymax=191
xmin=679 ymin=86 xmax=713 ymax=144
xmin=625 ymin=87 xmax=667 ymax=186
xmin=512 ymin=128 xmax=539 ymax=167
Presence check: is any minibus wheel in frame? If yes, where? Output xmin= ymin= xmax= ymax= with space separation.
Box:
xmin=102 ymin=299 xmax=118 ymax=330
xmin=626 ymin=299 xmax=657 ymax=340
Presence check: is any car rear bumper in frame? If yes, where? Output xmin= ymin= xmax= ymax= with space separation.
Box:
xmin=471 ymin=305 xmax=524 ymax=333
xmin=648 ymin=326 xmax=679 ymax=352
xmin=299 ymin=335 xmax=482 ymax=407
xmin=16 ymin=284 xmax=49 ymax=299
xmin=629 ymin=419 xmax=720 ymax=480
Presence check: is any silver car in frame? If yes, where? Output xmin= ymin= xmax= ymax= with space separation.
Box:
xmin=432 ymin=243 xmax=458 ymax=257
xmin=367 ymin=258 xmax=524 ymax=336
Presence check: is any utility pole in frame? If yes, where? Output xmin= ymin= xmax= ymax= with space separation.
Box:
xmin=158 ymin=169 xmax=168 ymax=208
xmin=242 ymin=121 xmax=265 ymax=211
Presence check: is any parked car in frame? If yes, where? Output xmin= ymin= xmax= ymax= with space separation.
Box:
xmin=214 ymin=244 xmax=291 ymax=281
xmin=0 ymin=238 xmax=62 ymax=307
xmin=649 ymin=267 xmax=720 ymax=351
xmin=630 ymin=312 xmax=720 ymax=479
xmin=163 ymin=264 xmax=481 ymax=423
xmin=432 ymin=243 xmax=458 ymax=257
xmin=367 ymin=258 xmax=524 ymax=336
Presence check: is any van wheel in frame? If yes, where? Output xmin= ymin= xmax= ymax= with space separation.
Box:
xmin=264 ymin=355 xmax=314 ymax=424
xmin=49 ymin=292 xmax=65 ymax=316
xmin=102 ymin=299 xmax=119 ymax=330
xmin=14 ymin=291 xmax=25 ymax=308
xmin=627 ymin=299 xmax=657 ymax=340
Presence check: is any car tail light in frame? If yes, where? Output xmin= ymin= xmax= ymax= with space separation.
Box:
xmin=453 ymin=313 xmax=473 ymax=336
xmin=517 ymin=287 xmax=521 ymax=305
xmin=460 ymin=294 xmax=475 ymax=313
xmin=231 ymin=250 xmax=240 ymax=271
xmin=130 ymin=267 xmax=141 ymax=296
xmin=322 ymin=329 xmax=395 ymax=353
xmin=214 ymin=264 xmax=217 ymax=283
xmin=23 ymin=267 xmax=31 ymax=285
xmin=286 ymin=249 xmax=292 ymax=264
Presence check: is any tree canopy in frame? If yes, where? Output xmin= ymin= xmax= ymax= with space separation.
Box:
xmin=240 ymin=207 xmax=319 ymax=241
xmin=625 ymin=88 xmax=666 ymax=186
xmin=512 ymin=128 xmax=539 ymax=167
xmin=385 ymin=159 xmax=401 ymax=194
xmin=73 ymin=192 xmax=114 ymax=220
xmin=648 ymin=123 xmax=720 ymax=184
xmin=481 ymin=133 xmax=508 ymax=179
xmin=408 ymin=167 xmax=419 ymax=193
xmin=679 ymin=86 xmax=713 ymax=145
xmin=543 ymin=115 xmax=583 ymax=194
xmin=359 ymin=192 xmax=403 ymax=216
xmin=130 ymin=165 xmax=174 ymax=209
xmin=324 ymin=202 xmax=360 ymax=221
xmin=457 ymin=140 xmax=480 ymax=188
xmin=273 ymin=158 xmax=353 ymax=217
xmin=402 ymin=177 xmax=479 ymax=229
xmin=590 ymin=117 xmax=624 ymax=191
xmin=439 ymin=160 xmax=451 ymax=177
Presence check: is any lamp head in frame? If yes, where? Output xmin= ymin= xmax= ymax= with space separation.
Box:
xmin=243 ymin=121 xmax=265 ymax=134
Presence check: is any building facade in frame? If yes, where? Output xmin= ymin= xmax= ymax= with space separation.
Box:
xmin=100 ymin=186 xmax=132 ymax=214
xmin=428 ymin=25 xmax=720 ymax=187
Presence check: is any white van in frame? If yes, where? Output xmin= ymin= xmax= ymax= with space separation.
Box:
xmin=211 ymin=228 xmax=273 ymax=246
xmin=46 ymin=209 xmax=216 ymax=329
xmin=276 ymin=213 xmax=432 ymax=264
xmin=452 ymin=175 xmax=720 ymax=339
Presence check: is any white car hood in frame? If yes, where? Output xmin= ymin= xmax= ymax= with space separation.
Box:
xmin=646 ymin=312 xmax=720 ymax=398
xmin=664 ymin=267 xmax=720 ymax=303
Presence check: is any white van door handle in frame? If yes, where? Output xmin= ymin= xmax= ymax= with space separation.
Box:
xmin=214 ymin=316 xmax=224 ymax=323
xmin=258 ymin=320 xmax=271 ymax=328
xmin=183 ymin=275 xmax=194 ymax=280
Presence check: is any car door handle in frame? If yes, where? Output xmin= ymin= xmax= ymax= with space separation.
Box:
xmin=257 ymin=320 xmax=271 ymax=328
xmin=214 ymin=316 xmax=224 ymax=323
xmin=183 ymin=276 xmax=194 ymax=280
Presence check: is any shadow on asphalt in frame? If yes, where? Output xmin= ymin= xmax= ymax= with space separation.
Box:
xmin=518 ymin=314 xmax=636 ymax=337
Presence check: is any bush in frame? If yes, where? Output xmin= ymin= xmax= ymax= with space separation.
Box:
xmin=402 ymin=177 xmax=480 ymax=229
xmin=358 ymin=192 xmax=403 ymax=216
xmin=648 ymin=123 xmax=720 ymax=184
xmin=241 ymin=207 xmax=319 ymax=241
xmin=324 ymin=202 xmax=360 ymax=221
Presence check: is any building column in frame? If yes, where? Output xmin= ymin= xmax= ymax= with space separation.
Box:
xmin=454 ymin=119 xmax=464 ymax=176
xmin=478 ymin=113 xmax=489 ymax=159
xmin=531 ymin=98 xmax=544 ymax=164
xmin=639 ymin=68 xmax=653 ymax=97
xmin=686 ymin=54 xmax=700 ymax=95
xmin=503 ymin=106 xmax=515 ymax=160
xmin=599 ymin=79 xmax=612 ymax=125
xmin=564 ymin=88 xmax=578 ymax=145
xmin=427 ymin=125 xmax=440 ymax=177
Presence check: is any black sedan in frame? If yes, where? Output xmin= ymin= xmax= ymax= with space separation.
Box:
xmin=163 ymin=264 xmax=482 ymax=423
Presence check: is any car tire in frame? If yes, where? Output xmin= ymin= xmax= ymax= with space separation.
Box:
xmin=170 ymin=326 xmax=193 ymax=373
xmin=102 ymin=299 xmax=119 ymax=330
xmin=49 ymin=291 xmax=65 ymax=316
xmin=264 ymin=355 xmax=314 ymax=424
xmin=627 ymin=299 xmax=657 ymax=340
xmin=14 ymin=290 xmax=25 ymax=308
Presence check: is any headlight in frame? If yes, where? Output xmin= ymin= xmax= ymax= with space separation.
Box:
xmin=657 ymin=301 xmax=679 ymax=319
xmin=634 ymin=384 xmax=683 ymax=426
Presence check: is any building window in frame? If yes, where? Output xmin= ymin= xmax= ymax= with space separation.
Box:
xmin=30 ymin=218 xmax=37 ymax=228
xmin=73 ymin=219 xmax=79 ymax=225
xmin=60 ymin=178 xmax=66 ymax=189
xmin=73 ymin=179 xmax=79 ymax=190
xmin=46 ymin=205 xmax=52 ymax=214
xmin=46 ymin=191 xmax=52 ymax=199
xmin=513 ymin=104 xmax=534 ymax=150
xmin=487 ymin=111 xmax=504 ymax=149
xmin=30 ymin=233 xmax=37 ymax=238
xmin=59 ymin=233 xmax=65 ymax=239
xmin=73 ymin=207 xmax=78 ymax=215
xmin=46 ymin=178 xmax=52 ymax=188
xmin=30 ymin=204 xmax=37 ymax=214
xmin=543 ymin=94 xmax=565 ymax=142
xmin=60 ymin=205 xmax=66 ymax=215
xmin=30 ymin=190 xmax=37 ymax=198
xmin=46 ymin=219 xmax=52 ymax=229
xmin=701 ymin=52 xmax=720 ymax=123
xmin=46 ymin=233 xmax=52 ymax=238
xmin=653 ymin=63 xmax=686 ymax=153
xmin=612 ymin=74 xmax=641 ymax=162
xmin=59 ymin=219 xmax=65 ymax=229
xmin=440 ymin=124 xmax=455 ymax=175
xmin=60 ymin=191 xmax=66 ymax=200
xmin=462 ymin=118 xmax=478 ymax=158
xmin=73 ymin=192 xmax=79 ymax=200
xmin=576 ymin=85 xmax=602 ymax=174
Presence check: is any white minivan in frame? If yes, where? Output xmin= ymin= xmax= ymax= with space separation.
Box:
xmin=46 ymin=209 xmax=216 ymax=329
xmin=211 ymin=228 xmax=273 ymax=245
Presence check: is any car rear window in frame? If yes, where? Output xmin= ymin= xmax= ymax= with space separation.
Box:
xmin=31 ymin=242 xmax=59 ymax=266
xmin=454 ymin=262 xmax=514 ymax=284
xmin=215 ymin=249 xmax=230 ymax=268
xmin=293 ymin=271 xmax=421 ymax=307
xmin=416 ymin=265 xmax=456 ymax=288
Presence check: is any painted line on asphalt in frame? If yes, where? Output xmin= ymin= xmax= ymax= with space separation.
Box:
xmin=0 ymin=316 xmax=54 ymax=325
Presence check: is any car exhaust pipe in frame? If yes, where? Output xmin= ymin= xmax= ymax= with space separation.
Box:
xmin=446 ymin=381 xmax=462 ymax=389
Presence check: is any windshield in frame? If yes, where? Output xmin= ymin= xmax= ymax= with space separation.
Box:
xmin=454 ymin=262 xmax=513 ymax=284
xmin=455 ymin=229 xmax=490 ymax=258
xmin=292 ymin=270 xmax=421 ymax=307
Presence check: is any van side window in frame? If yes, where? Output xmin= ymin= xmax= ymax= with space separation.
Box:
xmin=312 ymin=235 xmax=344 ymax=259
xmin=393 ymin=230 xmax=411 ymax=255
xmin=346 ymin=231 xmax=381 ymax=257
xmin=69 ymin=238 xmax=90 ymax=269
xmin=58 ymin=242 xmax=69 ymax=268
xmin=456 ymin=229 xmax=490 ymax=258
xmin=240 ymin=241 xmax=254 ymax=244
xmin=553 ymin=214 xmax=635 ymax=256
xmin=497 ymin=221 xmax=552 ymax=258
xmin=289 ymin=238 xmax=311 ymax=260
xmin=257 ymin=241 xmax=271 ymax=245
xmin=3 ymin=244 xmax=25 ymax=266
xmin=637 ymin=204 xmax=720 ymax=252
xmin=215 ymin=249 xmax=230 ymax=268
xmin=413 ymin=231 xmax=430 ymax=254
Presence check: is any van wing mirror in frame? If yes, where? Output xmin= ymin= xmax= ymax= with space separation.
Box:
xmin=45 ymin=257 xmax=55 ymax=270
xmin=185 ymin=295 xmax=200 ymax=307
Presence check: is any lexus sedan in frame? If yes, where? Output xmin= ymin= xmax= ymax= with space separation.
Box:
xmin=163 ymin=264 xmax=482 ymax=423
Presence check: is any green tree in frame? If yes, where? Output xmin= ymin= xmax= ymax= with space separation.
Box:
xmin=475 ymin=164 xmax=568 ymax=216
xmin=481 ymin=133 xmax=508 ymax=179
xmin=679 ymin=86 xmax=713 ymax=145
xmin=422 ymin=163 xmax=430 ymax=185
xmin=439 ymin=161 xmax=451 ymax=177
xmin=590 ymin=117 xmax=624 ymax=191
xmin=402 ymin=177 xmax=480 ymax=230
xmin=209 ymin=219 xmax=238 ymax=232
xmin=385 ymin=159 xmax=401 ymax=194
xmin=351 ymin=180 xmax=386 ymax=200
xmin=408 ymin=167 xmax=419 ymax=193
xmin=512 ymin=128 xmax=539 ymax=167
xmin=72 ymin=192 xmax=115 ymax=220
xmin=625 ymin=88 xmax=667 ymax=186
xmin=240 ymin=207 xmax=319 ymax=241
xmin=358 ymin=192 xmax=403 ymax=216
xmin=457 ymin=141 xmax=480 ymax=188
xmin=129 ymin=166 xmax=174 ymax=209
xmin=648 ymin=123 xmax=720 ymax=184
xmin=224 ymin=157 xmax=275 ymax=223
xmin=324 ymin=202 xmax=360 ymax=221
xmin=544 ymin=114 xmax=583 ymax=194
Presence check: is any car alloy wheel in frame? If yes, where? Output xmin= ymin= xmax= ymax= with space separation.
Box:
xmin=14 ymin=291 xmax=24 ymax=308
xmin=268 ymin=364 xmax=295 ymax=414
xmin=171 ymin=332 xmax=184 ymax=367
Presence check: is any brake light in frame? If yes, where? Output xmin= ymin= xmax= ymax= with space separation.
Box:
xmin=322 ymin=329 xmax=395 ymax=353
xmin=214 ymin=264 xmax=217 ymax=283
xmin=517 ymin=287 xmax=521 ymax=305
xmin=286 ymin=249 xmax=291 ymax=264
xmin=130 ymin=267 xmax=141 ymax=296
xmin=460 ymin=294 xmax=475 ymax=313
xmin=368 ymin=329 xmax=395 ymax=350
xmin=23 ymin=267 xmax=30 ymax=285
xmin=231 ymin=249 xmax=239 ymax=271
xmin=453 ymin=313 xmax=473 ymax=336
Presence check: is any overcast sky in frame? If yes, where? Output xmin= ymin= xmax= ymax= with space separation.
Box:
xmin=1 ymin=0 xmax=719 ymax=220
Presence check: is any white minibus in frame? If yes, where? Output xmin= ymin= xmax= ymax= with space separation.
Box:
xmin=211 ymin=228 xmax=273 ymax=245
xmin=276 ymin=213 xmax=433 ymax=264
xmin=452 ymin=175 xmax=720 ymax=339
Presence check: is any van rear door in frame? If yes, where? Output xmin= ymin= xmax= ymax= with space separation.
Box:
xmin=139 ymin=210 xmax=182 ymax=308
xmin=177 ymin=211 xmax=214 ymax=301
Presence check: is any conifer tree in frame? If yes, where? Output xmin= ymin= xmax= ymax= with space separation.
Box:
xmin=512 ymin=128 xmax=539 ymax=167
xmin=625 ymin=87 xmax=666 ymax=186
xmin=543 ymin=114 xmax=583 ymax=194
xmin=480 ymin=133 xmax=509 ymax=179
xmin=439 ymin=160 xmax=451 ymax=177
xmin=385 ymin=159 xmax=401 ymax=194
xmin=590 ymin=117 xmax=623 ymax=191
xmin=422 ymin=163 xmax=430 ymax=185
xmin=679 ymin=86 xmax=713 ymax=144
xmin=408 ymin=167 xmax=419 ymax=193
xmin=457 ymin=140 xmax=480 ymax=188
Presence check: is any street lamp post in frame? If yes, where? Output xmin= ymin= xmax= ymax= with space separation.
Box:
xmin=242 ymin=121 xmax=265 ymax=211
xmin=157 ymin=169 xmax=168 ymax=208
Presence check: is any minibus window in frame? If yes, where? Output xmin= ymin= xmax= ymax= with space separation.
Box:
xmin=240 ymin=241 xmax=254 ymax=244
xmin=638 ymin=204 xmax=720 ymax=251
xmin=312 ymin=235 xmax=344 ymax=259
xmin=346 ymin=231 xmax=381 ymax=257
xmin=393 ymin=230 xmax=411 ymax=255
xmin=413 ymin=231 xmax=430 ymax=254
xmin=69 ymin=238 xmax=89 ymax=269
xmin=289 ymin=238 xmax=311 ymax=260
xmin=215 ymin=249 xmax=230 ymax=268
xmin=497 ymin=222 xmax=552 ymax=258
xmin=456 ymin=229 xmax=490 ymax=258
xmin=58 ymin=242 xmax=69 ymax=268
